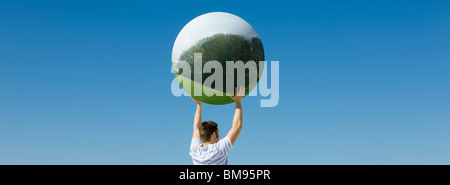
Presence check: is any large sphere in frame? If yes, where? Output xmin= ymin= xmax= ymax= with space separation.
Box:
xmin=172 ymin=12 xmax=264 ymax=105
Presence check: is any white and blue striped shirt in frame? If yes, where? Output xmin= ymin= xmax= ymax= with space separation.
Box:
xmin=190 ymin=136 xmax=233 ymax=165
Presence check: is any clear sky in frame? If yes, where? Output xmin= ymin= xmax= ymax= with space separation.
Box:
xmin=0 ymin=0 xmax=449 ymax=164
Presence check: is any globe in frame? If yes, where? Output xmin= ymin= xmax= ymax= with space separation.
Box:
xmin=172 ymin=12 xmax=264 ymax=105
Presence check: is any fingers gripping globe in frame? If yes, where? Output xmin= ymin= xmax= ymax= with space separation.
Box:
xmin=172 ymin=12 xmax=265 ymax=105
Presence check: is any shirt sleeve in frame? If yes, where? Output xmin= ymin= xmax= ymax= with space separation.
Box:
xmin=218 ymin=136 xmax=233 ymax=155
xmin=190 ymin=138 xmax=202 ymax=151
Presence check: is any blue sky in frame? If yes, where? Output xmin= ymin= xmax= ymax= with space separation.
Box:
xmin=0 ymin=0 xmax=449 ymax=164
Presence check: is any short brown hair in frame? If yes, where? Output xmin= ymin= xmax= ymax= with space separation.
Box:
xmin=199 ymin=121 xmax=218 ymax=142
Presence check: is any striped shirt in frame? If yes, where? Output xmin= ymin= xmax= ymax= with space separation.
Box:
xmin=190 ymin=136 xmax=233 ymax=165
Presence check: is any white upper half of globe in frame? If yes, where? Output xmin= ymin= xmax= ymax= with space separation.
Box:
xmin=172 ymin=12 xmax=259 ymax=63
